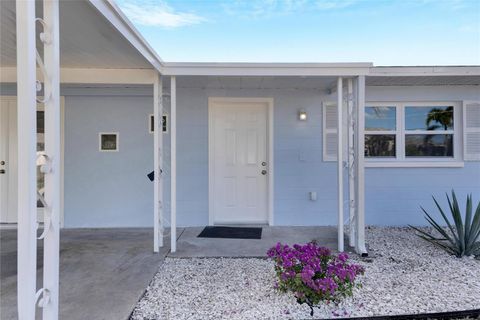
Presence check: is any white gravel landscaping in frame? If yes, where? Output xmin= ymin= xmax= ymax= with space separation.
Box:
xmin=130 ymin=227 xmax=480 ymax=319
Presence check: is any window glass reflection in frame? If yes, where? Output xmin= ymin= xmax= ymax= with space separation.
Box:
xmin=405 ymin=134 xmax=453 ymax=157
xmin=365 ymin=135 xmax=396 ymax=157
xmin=365 ymin=107 xmax=396 ymax=131
xmin=405 ymin=106 xmax=453 ymax=131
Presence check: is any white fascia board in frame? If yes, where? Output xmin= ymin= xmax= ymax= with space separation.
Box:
xmin=162 ymin=62 xmax=373 ymax=76
xmin=369 ymin=66 xmax=480 ymax=76
xmin=1 ymin=67 xmax=155 ymax=84
xmin=86 ymin=0 xmax=164 ymax=72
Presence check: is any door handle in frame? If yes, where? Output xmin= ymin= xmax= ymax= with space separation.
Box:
xmin=0 ymin=169 xmax=5 ymax=174
xmin=261 ymin=170 xmax=267 ymax=175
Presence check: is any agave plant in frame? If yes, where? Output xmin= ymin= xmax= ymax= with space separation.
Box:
xmin=410 ymin=191 xmax=480 ymax=258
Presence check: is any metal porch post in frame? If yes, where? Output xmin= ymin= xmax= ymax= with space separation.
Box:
xmin=16 ymin=1 xmax=38 ymax=318
xmin=347 ymin=79 xmax=356 ymax=248
xmin=42 ymin=0 xmax=61 ymax=318
xmin=337 ymin=77 xmax=344 ymax=252
xmin=170 ymin=76 xmax=177 ymax=253
xmin=153 ymin=73 xmax=164 ymax=252
xmin=355 ymin=75 xmax=367 ymax=255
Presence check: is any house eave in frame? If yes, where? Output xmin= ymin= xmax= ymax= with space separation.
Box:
xmin=369 ymin=65 xmax=480 ymax=77
xmin=161 ymin=62 xmax=480 ymax=78
xmin=86 ymin=0 xmax=164 ymax=73
xmin=161 ymin=62 xmax=374 ymax=76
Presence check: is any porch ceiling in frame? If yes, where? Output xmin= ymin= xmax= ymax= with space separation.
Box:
xmin=0 ymin=0 xmax=155 ymax=69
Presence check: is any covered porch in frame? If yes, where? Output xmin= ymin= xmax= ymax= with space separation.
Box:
xmin=0 ymin=226 xmax=343 ymax=319
xmin=3 ymin=0 xmax=373 ymax=319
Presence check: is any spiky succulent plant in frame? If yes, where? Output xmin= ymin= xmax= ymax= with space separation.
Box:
xmin=410 ymin=191 xmax=480 ymax=258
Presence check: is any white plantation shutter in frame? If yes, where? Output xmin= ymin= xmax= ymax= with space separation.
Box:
xmin=323 ymin=102 xmax=338 ymax=161
xmin=464 ymin=101 xmax=480 ymax=161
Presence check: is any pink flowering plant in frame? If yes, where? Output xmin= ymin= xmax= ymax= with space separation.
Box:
xmin=267 ymin=242 xmax=365 ymax=316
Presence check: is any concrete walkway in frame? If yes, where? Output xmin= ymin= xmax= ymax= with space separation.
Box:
xmin=1 ymin=226 xmax=342 ymax=319
xmin=169 ymin=226 xmax=341 ymax=257
xmin=0 ymin=228 xmax=170 ymax=320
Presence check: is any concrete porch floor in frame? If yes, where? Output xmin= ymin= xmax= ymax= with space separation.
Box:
xmin=169 ymin=226 xmax=341 ymax=258
xmin=0 ymin=226 xmax=341 ymax=319
xmin=0 ymin=228 xmax=169 ymax=320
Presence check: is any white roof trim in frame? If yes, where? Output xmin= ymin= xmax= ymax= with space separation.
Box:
xmin=87 ymin=0 xmax=164 ymax=72
xmin=161 ymin=62 xmax=479 ymax=77
xmin=162 ymin=62 xmax=373 ymax=76
xmin=369 ymin=66 xmax=480 ymax=77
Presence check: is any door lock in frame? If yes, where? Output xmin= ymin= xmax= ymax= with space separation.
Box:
xmin=261 ymin=161 xmax=267 ymax=166
xmin=0 ymin=161 xmax=5 ymax=165
xmin=261 ymin=170 xmax=267 ymax=175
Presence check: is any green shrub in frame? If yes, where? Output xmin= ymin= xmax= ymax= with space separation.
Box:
xmin=410 ymin=191 xmax=480 ymax=258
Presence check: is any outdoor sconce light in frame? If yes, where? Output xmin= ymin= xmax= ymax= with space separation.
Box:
xmin=298 ymin=110 xmax=307 ymax=121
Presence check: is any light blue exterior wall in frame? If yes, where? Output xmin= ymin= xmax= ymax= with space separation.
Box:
xmin=64 ymin=95 xmax=155 ymax=227
xmin=364 ymin=86 xmax=480 ymax=225
xmin=175 ymin=87 xmax=339 ymax=227
xmin=2 ymin=83 xmax=479 ymax=227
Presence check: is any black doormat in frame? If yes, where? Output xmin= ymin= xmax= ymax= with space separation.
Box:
xmin=197 ymin=226 xmax=262 ymax=239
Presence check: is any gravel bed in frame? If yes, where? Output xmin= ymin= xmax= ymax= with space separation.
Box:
xmin=130 ymin=227 xmax=480 ymax=319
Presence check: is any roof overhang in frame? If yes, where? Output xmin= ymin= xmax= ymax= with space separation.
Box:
xmin=87 ymin=0 xmax=163 ymax=72
xmin=161 ymin=62 xmax=374 ymax=77
xmin=369 ymin=66 xmax=480 ymax=77
xmin=366 ymin=66 xmax=480 ymax=86
xmin=0 ymin=0 xmax=163 ymax=72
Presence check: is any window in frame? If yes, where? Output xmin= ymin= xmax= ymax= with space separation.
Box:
xmin=365 ymin=106 xmax=396 ymax=157
xmin=365 ymin=102 xmax=460 ymax=165
xmin=149 ymin=114 xmax=168 ymax=133
xmin=404 ymin=106 xmax=453 ymax=157
xmin=99 ymin=133 xmax=119 ymax=152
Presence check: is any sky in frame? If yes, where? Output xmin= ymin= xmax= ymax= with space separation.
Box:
xmin=116 ymin=0 xmax=480 ymax=65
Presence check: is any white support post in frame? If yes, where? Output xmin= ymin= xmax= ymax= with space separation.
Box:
xmin=170 ymin=76 xmax=177 ymax=253
xmin=42 ymin=0 xmax=61 ymax=318
xmin=347 ymin=78 xmax=356 ymax=248
xmin=355 ymin=75 xmax=367 ymax=255
xmin=16 ymin=1 xmax=38 ymax=318
xmin=337 ymin=77 xmax=344 ymax=252
xmin=153 ymin=73 xmax=163 ymax=252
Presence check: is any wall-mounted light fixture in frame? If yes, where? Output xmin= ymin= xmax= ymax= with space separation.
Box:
xmin=298 ymin=109 xmax=307 ymax=121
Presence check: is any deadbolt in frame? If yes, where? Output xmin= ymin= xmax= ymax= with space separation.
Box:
xmin=261 ymin=161 xmax=267 ymax=166
xmin=0 ymin=169 xmax=5 ymax=174
xmin=0 ymin=161 xmax=4 ymax=165
xmin=261 ymin=170 xmax=267 ymax=175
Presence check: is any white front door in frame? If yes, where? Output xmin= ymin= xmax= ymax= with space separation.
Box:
xmin=0 ymin=97 xmax=18 ymax=223
xmin=210 ymin=100 xmax=269 ymax=224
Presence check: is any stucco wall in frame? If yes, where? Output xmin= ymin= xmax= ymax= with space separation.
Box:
xmin=59 ymin=84 xmax=479 ymax=228
xmin=3 ymin=83 xmax=478 ymax=227
xmin=364 ymin=86 xmax=480 ymax=225
xmin=64 ymin=95 xmax=155 ymax=227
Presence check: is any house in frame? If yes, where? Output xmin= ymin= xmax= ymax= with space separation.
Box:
xmin=1 ymin=0 xmax=479 ymax=319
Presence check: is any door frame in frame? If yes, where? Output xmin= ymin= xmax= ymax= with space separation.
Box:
xmin=0 ymin=95 xmax=65 ymax=227
xmin=208 ymin=97 xmax=274 ymax=226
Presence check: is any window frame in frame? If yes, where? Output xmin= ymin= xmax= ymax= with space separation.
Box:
xmin=364 ymin=105 xmax=399 ymax=158
xmin=149 ymin=114 xmax=169 ymax=134
xmin=99 ymin=132 xmax=119 ymax=152
xmin=365 ymin=101 xmax=463 ymax=167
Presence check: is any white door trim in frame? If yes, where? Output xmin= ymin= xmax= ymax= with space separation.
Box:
xmin=208 ymin=97 xmax=274 ymax=226
xmin=0 ymin=95 xmax=65 ymax=227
